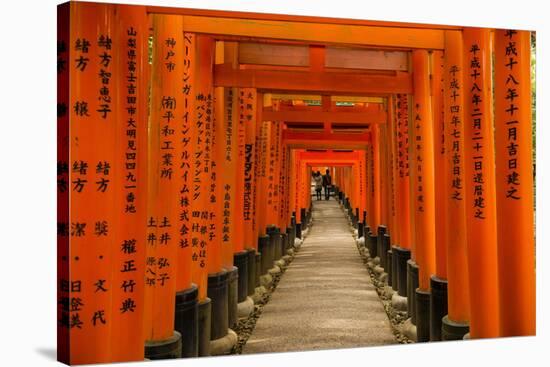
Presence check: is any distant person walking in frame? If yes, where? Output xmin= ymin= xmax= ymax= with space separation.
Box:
xmin=313 ymin=171 xmax=323 ymax=200
xmin=322 ymin=169 xmax=332 ymax=200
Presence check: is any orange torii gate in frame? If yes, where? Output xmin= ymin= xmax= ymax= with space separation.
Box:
xmin=58 ymin=2 xmax=535 ymax=364
xmin=292 ymin=150 xmax=365 ymax=228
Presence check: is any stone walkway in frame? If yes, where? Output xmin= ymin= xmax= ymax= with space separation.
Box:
xmin=242 ymin=198 xmax=397 ymax=354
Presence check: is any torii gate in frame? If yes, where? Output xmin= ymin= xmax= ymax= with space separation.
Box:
xmin=58 ymin=2 xmax=535 ymax=364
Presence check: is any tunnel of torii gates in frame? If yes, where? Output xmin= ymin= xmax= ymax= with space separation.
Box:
xmin=57 ymin=1 xmax=536 ymax=364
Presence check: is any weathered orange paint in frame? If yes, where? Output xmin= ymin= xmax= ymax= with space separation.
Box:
xmin=494 ymin=29 xmax=535 ymax=336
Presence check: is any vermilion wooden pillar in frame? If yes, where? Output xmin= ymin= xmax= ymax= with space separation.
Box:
xmin=392 ymin=93 xmax=413 ymax=301
xmin=388 ymin=96 xmax=400 ymax=248
xmin=253 ymin=93 xmax=264 ymax=242
xmin=441 ymin=30 xmax=471 ymax=340
xmin=387 ymin=95 xmax=400 ymax=292
xmin=289 ymin=149 xmax=297 ymax=225
xmin=173 ymin=28 xmax=199 ymax=358
xmin=379 ymin=123 xmax=389 ymax=232
xmin=242 ymin=89 xmax=257 ymax=250
xmin=429 ymin=49 xmax=449 ymax=341
xmin=57 ymin=3 xmax=70 ymax=363
xmin=267 ymin=120 xmax=283 ymax=230
xmin=237 ymin=87 xmax=258 ymax=302
xmin=431 ymin=50 xmax=448 ymax=281
xmin=144 ymin=13 xmax=183 ymax=358
xmin=256 ymin=118 xmax=270 ymax=238
xmin=412 ymin=49 xmax=437 ymax=341
xmin=189 ymin=34 xmax=215 ymax=355
xmin=358 ymin=151 xmax=367 ymax=228
xmin=396 ymin=94 xmax=412 ymax=251
xmin=111 ymin=5 xmax=149 ymax=362
xmin=68 ymin=3 xmax=117 ymax=363
xmin=353 ymin=161 xmax=360 ymax=217
xmin=462 ymin=28 xmax=500 ymax=339
xmin=494 ymin=29 xmax=535 ymax=336
xmin=372 ymin=125 xmax=381 ymax=232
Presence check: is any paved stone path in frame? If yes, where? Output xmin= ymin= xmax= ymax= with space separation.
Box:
xmin=242 ymin=199 xmax=397 ymax=354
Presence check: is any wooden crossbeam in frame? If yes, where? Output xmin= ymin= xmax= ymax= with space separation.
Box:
xmin=239 ymin=43 xmax=309 ymax=67
xmin=144 ymin=12 xmax=446 ymax=49
xmin=270 ymin=94 xmax=385 ymax=104
xmin=325 ymin=47 xmax=408 ymax=71
xmin=214 ymin=64 xmax=412 ymax=94
xmin=146 ymin=6 xmax=461 ymax=32
xmin=180 ymin=16 xmax=444 ymax=49
xmin=299 ymin=150 xmax=361 ymax=160
xmin=239 ymin=43 xmax=408 ymax=71
xmin=283 ymin=130 xmax=371 ymax=145
xmin=263 ymin=109 xmax=386 ymax=124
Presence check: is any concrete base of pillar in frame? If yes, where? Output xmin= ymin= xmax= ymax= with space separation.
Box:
xmin=259 ymin=273 xmax=273 ymax=288
xmin=252 ymin=286 xmax=267 ymax=304
xmin=209 ymin=329 xmax=238 ymax=356
xmin=237 ymin=296 xmax=255 ymax=318
xmin=381 ymin=285 xmax=394 ymax=298
xmin=268 ymin=265 xmax=281 ymax=276
xmin=294 ymin=238 xmax=303 ymax=248
xmin=208 ymin=271 xmax=229 ymax=341
xmin=145 ymin=331 xmax=182 ymax=360
xmin=227 ymin=266 xmax=239 ymax=330
xmin=442 ymin=315 xmax=470 ymax=341
xmin=174 ymin=284 xmax=199 ymax=357
xmin=402 ymin=317 xmax=417 ymax=342
xmin=407 ymin=260 xmax=419 ymax=322
xmin=357 ymin=236 xmax=365 ymax=247
xmin=463 ymin=332 xmax=470 ymax=340
xmin=415 ymin=288 xmax=431 ymax=342
xmin=391 ymin=293 xmax=408 ymax=311
xmin=430 ymin=275 xmax=448 ymax=341
xmin=198 ymin=298 xmax=212 ymax=356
